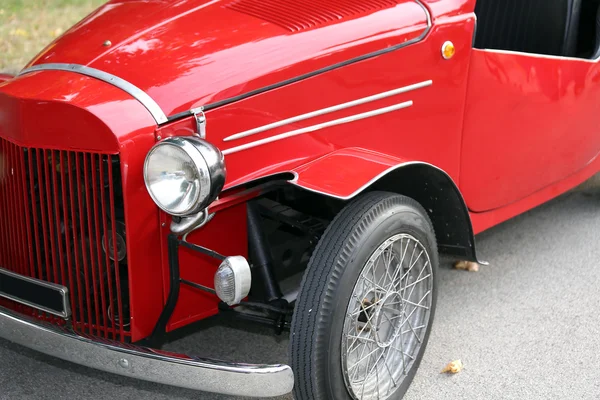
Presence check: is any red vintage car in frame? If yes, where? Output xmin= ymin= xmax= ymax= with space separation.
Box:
xmin=0 ymin=0 xmax=598 ymax=398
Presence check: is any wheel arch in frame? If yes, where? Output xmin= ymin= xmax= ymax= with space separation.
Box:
xmin=290 ymin=148 xmax=482 ymax=262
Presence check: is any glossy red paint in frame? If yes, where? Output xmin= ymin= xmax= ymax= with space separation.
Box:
xmin=461 ymin=49 xmax=600 ymax=212
xmin=0 ymin=74 xmax=13 ymax=84
xmin=211 ymin=13 xmax=475 ymax=193
xmin=470 ymin=153 xmax=600 ymax=234
xmin=1 ymin=0 xmax=600 ymax=345
xmin=29 ymin=0 xmax=429 ymax=116
xmin=291 ymin=148 xmax=407 ymax=199
xmin=161 ymin=203 xmax=248 ymax=332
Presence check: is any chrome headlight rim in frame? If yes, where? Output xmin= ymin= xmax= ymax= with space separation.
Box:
xmin=143 ymin=136 xmax=225 ymax=217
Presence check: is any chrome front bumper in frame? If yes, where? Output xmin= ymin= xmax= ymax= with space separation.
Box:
xmin=0 ymin=306 xmax=294 ymax=397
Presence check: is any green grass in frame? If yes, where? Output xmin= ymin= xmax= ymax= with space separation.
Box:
xmin=0 ymin=0 xmax=106 ymax=74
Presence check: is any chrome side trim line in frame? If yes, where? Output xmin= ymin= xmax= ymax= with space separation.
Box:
xmin=19 ymin=63 xmax=168 ymax=125
xmin=224 ymin=80 xmax=432 ymax=142
xmin=479 ymin=48 xmax=600 ymax=63
xmin=0 ymin=305 xmax=294 ymax=397
xmin=222 ymin=100 xmax=413 ymax=155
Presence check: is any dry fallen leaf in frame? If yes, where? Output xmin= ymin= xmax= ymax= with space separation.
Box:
xmin=453 ymin=260 xmax=479 ymax=272
xmin=441 ymin=359 xmax=463 ymax=374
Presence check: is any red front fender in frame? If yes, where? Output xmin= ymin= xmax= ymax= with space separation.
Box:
xmin=290 ymin=147 xmax=482 ymax=262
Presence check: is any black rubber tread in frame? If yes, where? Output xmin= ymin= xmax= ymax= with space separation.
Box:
xmin=290 ymin=191 xmax=437 ymax=400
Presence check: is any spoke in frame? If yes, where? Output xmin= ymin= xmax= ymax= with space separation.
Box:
xmin=376 ymin=252 xmax=390 ymax=289
xmin=404 ymin=314 xmax=422 ymax=344
xmin=383 ymin=245 xmax=395 ymax=288
xmin=401 ymin=272 xmax=431 ymax=296
xmin=383 ymin=346 xmax=398 ymax=389
xmin=347 ymin=302 xmax=378 ymax=356
xmin=402 ymin=290 xmax=431 ymax=310
xmin=399 ymin=237 xmax=409 ymax=267
xmin=349 ymin=346 xmax=381 ymax=372
xmin=396 ymin=315 xmax=407 ymax=376
xmin=387 ymin=246 xmax=405 ymax=291
xmin=399 ymin=292 xmax=431 ymax=329
xmin=361 ymin=348 xmax=386 ymax=399
xmin=348 ymin=334 xmax=377 ymax=343
xmin=351 ymin=337 xmax=375 ymax=383
xmin=363 ymin=273 xmax=387 ymax=293
xmin=348 ymin=298 xmax=379 ymax=317
xmin=401 ymin=325 xmax=426 ymax=335
xmin=347 ymin=327 xmax=369 ymax=355
xmin=402 ymin=261 xmax=430 ymax=313
xmin=398 ymin=250 xmax=424 ymax=294
xmin=391 ymin=346 xmax=415 ymax=360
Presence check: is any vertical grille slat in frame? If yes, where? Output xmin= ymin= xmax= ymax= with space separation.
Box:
xmin=13 ymin=144 xmax=27 ymax=275
xmin=99 ymin=157 xmax=118 ymax=339
xmin=27 ymin=149 xmax=43 ymax=280
xmin=4 ymin=142 xmax=19 ymax=274
xmin=36 ymin=149 xmax=52 ymax=283
xmin=51 ymin=151 xmax=67 ymax=287
xmin=43 ymin=148 xmax=59 ymax=284
xmin=19 ymin=148 xmax=35 ymax=277
xmin=91 ymin=154 xmax=109 ymax=338
xmin=83 ymin=154 xmax=101 ymax=337
xmin=13 ymin=144 xmax=29 ymax=276
xmin=67 ymin=151 xmax=83 ymax=327
xmin=0 ymin=138 xmax=130 ymax=342
xmin=108 ymin=158 xmax=125 ymax=342
xmin=60 ymin=151 xmax=78 ymax=329
xmin=75 ymin=153 xmax=94 ymax=334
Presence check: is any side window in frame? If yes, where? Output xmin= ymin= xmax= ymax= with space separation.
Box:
xmin=474 ymin=0 xmax=600 ymax=59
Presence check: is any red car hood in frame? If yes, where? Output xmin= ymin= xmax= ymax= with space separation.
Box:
xmin=28 ymin=0 xmax=429 ymax=118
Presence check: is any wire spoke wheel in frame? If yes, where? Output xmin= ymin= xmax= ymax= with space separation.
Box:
xmin=341 ymin=234 xmax=433 ymax=400
xmin=290 ymin=192 xmax=438 ymax=400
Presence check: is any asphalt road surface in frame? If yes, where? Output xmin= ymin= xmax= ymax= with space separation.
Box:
xmin=1 ymin=176 xmax=600 ymax=400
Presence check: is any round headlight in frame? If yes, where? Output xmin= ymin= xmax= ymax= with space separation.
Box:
xmin=144 ymin=137 xmax=225 ymax=216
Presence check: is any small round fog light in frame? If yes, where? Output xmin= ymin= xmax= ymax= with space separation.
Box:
xmin=214 ymin=256 xmax=251 ymax=306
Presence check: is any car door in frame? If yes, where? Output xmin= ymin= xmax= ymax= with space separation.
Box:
xmin=459 ymin=0 xmax=600 ymax=212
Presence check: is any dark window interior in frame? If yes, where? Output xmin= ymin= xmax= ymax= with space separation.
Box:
xmin=577 ymin=0 xmax=600 ymax=56
xmin=474 ymin=0 xmax=600 ymax=59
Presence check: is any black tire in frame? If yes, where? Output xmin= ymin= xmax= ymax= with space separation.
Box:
xmin=290 ymin=191 xmax=438 ymax=400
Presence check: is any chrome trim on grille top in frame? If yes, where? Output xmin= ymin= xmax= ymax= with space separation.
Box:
xmin=0 ymin=267 xmax=71 ymax=318
xmin=18 ymin=63 xmax=168 ymax=125
xmin=224 ymin=80 xmax=432 ymax=142
xmin=222 ymin=100 xmax=414 ymax=155
xmin=0 ymin=305 xmax=294 ymax=397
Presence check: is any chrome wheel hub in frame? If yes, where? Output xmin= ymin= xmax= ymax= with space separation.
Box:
xmin=373 ymin=291 xmax=403 ymax=348
xmin=341 ymin=234 xmax=433 ymax=400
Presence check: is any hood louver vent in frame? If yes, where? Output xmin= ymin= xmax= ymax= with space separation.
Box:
xmin=224 ymin=0 xmax=400 ymax=32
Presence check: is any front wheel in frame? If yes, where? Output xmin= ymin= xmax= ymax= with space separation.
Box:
xmin=290 ymin=192 xmax=438 ymax=400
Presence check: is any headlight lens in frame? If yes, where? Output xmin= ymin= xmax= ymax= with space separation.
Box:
xmin=214 ymin=256 xmax=252 ymax=306
xmin=144 ymin=137 xmax=225 ymax=216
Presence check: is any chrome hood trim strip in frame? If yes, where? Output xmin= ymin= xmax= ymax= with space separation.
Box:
xmin=19 ymin=63 xmax=168 ymax=125
xmin=0 ymin=305 xmax=294 ymax=397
